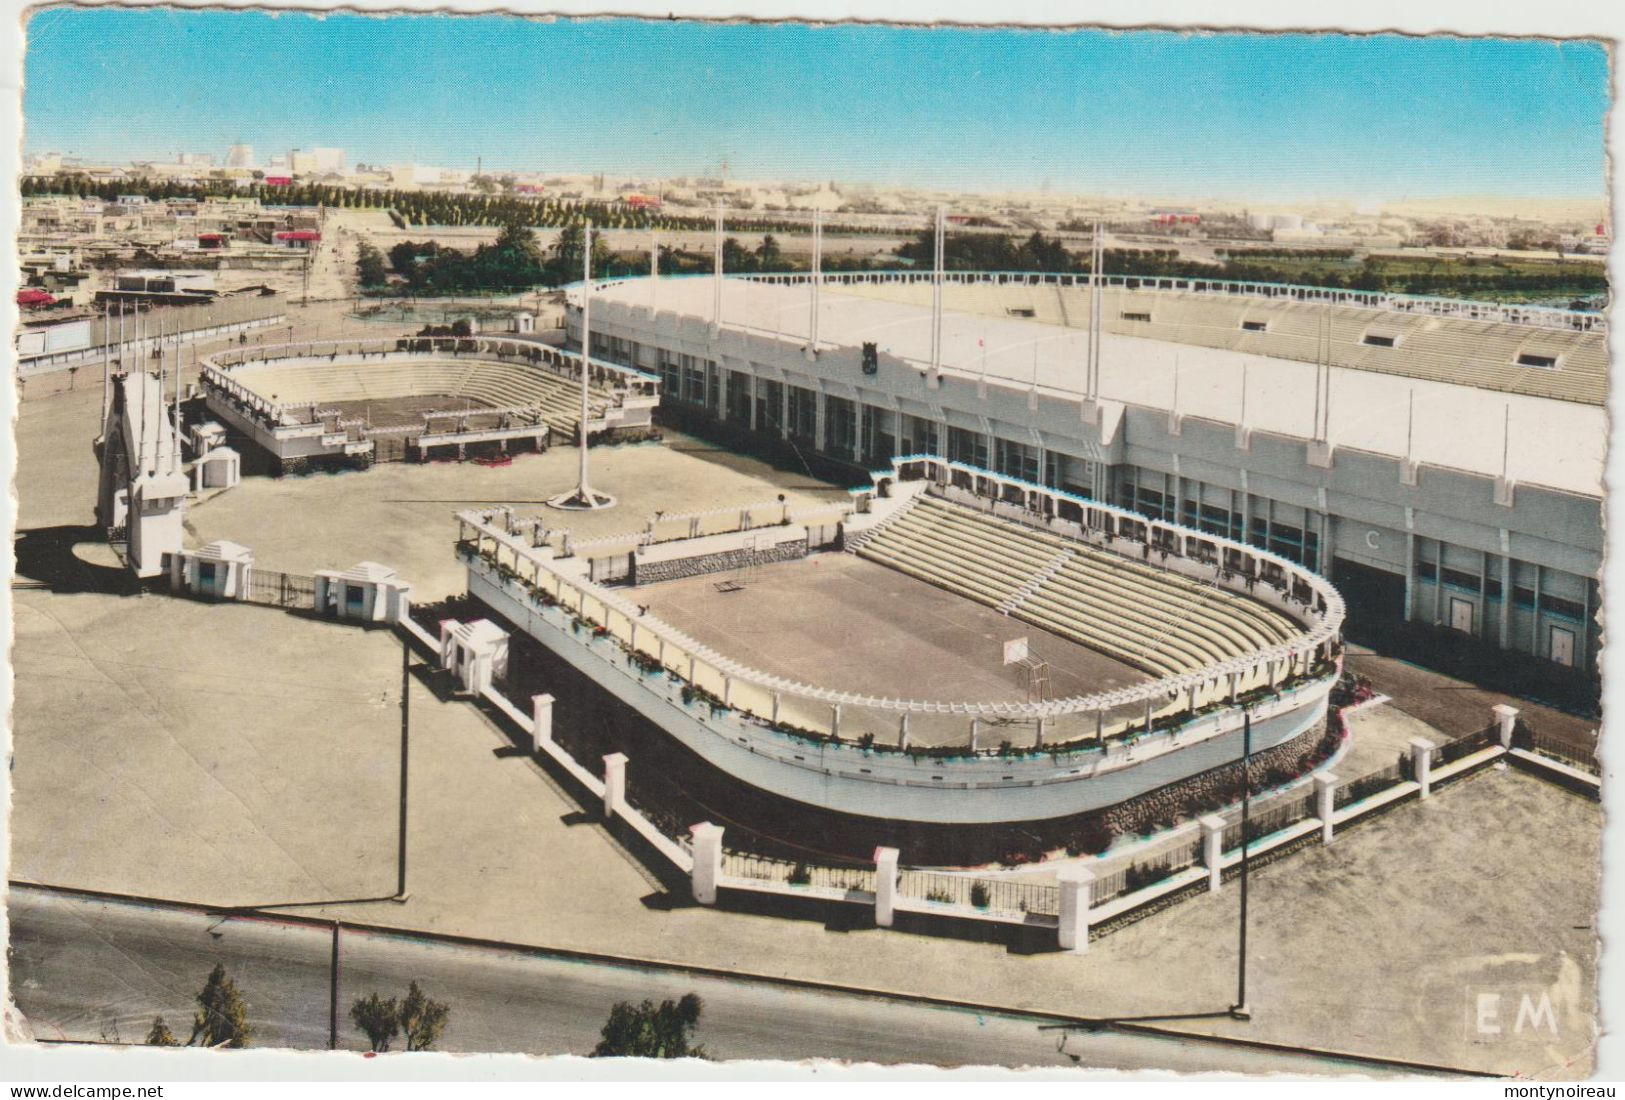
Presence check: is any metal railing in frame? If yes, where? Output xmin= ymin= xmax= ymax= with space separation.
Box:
xmin=1333 ymin=758 xmax=1408 ymax=810
xmin=243 ymin=568 xmax=318 ymax=611
xmin=1222 ymin=791 xmax=1317 ymax=852
xmin=720 ymin=851 xmax=876 ymax=894
xmin=1092 ymin=836 xmax=1204 ymax=904
xmin=1512 ymin=719 xmax=1600 ymax=776
xmin=1435 ymin=723 xmax=1500 ymax=768
xmin=897 ymin=870 xmax=1059 ymax=916
xmin=727 ymin=269 xmax=1605 ymax=333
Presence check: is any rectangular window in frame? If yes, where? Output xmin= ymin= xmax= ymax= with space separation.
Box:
xmin=1240 ymin=320 xmax=1268 ymax=332
xmin=1440 ymin=567 xmax=1481 ymax=592
xmin=1540 ymin=593 xmax=1586 ymax=621
xmin=1516 ymin=352 xmax=1559 ymax=369
xmin=1121 ymin=311 xmax=1152 ymax=323
xmin=1362 ymin=333 xmax=1397 ymax=348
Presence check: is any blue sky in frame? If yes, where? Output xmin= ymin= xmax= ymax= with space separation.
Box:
xmin=21 ymin=8 xmax=1611 ymax=201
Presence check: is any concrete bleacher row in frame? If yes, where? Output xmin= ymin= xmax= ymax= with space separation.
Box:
xmin=228 ymin=357 xmax=615 ymax=437
xmin=856 ymin=496 xmax=1298 ymax=680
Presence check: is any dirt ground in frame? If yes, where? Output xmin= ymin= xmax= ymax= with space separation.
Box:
xmin=642 ymin=552 xmax=1149 ymax=742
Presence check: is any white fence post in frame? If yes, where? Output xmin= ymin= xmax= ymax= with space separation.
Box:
xmin=874 ymin=847 xmax=900 ymax=927
xmin=1315 ymin=772 xmax=1338 ymax=845
xmin=690 ymin=822 xmax=724 ymax=905
xmin=1492 ymin=703 xmax=1520 ymax=749
xmin=603 ymin=752 xmax=628 ymax=818
xmin=531 ymin=693 xmax=555 ymax=753
xmin=1409 ymin=737 xmax=1435 ymax=799
xmin=1057 ymin=867 xmax=1094 ymax=953
xmin=1200 ymin=814 xmax=1226 ymax=892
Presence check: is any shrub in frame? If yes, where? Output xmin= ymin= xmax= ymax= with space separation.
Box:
xmin=1065 ymin=816 xmax=1114 ymax=857
xmin=788 ymin=861 xmax=810 ymax=886
xmin=970 ymin=882 xmax=991 ymax=909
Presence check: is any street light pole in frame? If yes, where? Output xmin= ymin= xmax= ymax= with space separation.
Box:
xmin=329 ymin=919 xmax=341 ymax=1049
xmin=395 ymin=636 xmax=410 ymax=902
xmin=1231 ymin=709 xmax=1253 ymax=1020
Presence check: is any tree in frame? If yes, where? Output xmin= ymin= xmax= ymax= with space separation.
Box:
xmin=755 ymin=233 xmax=784 ymax=271
xmin=721 ymin=236 xmax=755 ymax=273
xmin=188 ymin=964 xmax=252 ymax=1049
xmin=549 ymin=222 xmax=613 ymax=283
xmin=356 ymin=242 xmax=388 ymax=289
xmin=145 ymin=1016 xmax=179 ymax=1047
xmin=591 ymin=994 xmax=705 ymax=1059
xmin=399 ymin=980 xmax=450 ymax=1052
xmin=349 ymin=993 xmax=400 ymax=1052
xmin=350 ymin=982 xmax=448 ymax=1052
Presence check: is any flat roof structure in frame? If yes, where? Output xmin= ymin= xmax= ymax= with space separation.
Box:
xmin=581 ymin=271 xmax=1605 ymax=675
xmin=591 ymin=277 xmax=1604 ymax=498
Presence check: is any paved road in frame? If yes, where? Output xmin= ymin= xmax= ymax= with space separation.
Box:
xmin=8 ymin=886 xmax=1420 ymax=1074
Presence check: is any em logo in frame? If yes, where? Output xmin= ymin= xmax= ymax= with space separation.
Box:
xmin=1470 ymin=988 xmax=1561 ymax=1039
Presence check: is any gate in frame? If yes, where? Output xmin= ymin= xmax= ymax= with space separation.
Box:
xmin=244 ymin=568 xmax=317 ymax=611
xmin=373 ymin=435 xmax=410 ymax=463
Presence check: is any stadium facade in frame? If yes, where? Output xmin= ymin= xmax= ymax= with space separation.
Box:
xmin=577 ymin=271 xmax=1604 ymax=676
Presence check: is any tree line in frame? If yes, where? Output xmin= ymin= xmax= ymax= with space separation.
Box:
xmin=21 ymin=172 xmax=896 ymax=237
xmin=142 ymin=960 xmax=706 ymax=1056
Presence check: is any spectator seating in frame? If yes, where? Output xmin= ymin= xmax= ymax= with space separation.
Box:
xmin=857 ymin=495 xmax=1299 ymax=678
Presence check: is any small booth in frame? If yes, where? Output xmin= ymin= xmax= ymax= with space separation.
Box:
xmin=169 ymin=540 xmax=254 ymax=600
xmin=313 ymin=561 xmax=413 ymax=624
xmin=439 ymin=619 xmax=509 ymax=695
xmin=190 ymin=420 xmax=227 ymax=455
xmin=192 ymin=445 xmax=242 ymax=491
xmin=512 ymin=311 xmax=535 ymax=335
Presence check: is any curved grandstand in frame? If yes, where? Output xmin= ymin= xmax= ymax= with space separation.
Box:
xmin=855 ymin=495 xmax=1298 ymax=681
xmin=200 ymin=335 xmax=659 ymax=471
xmin=458 ymin=455 xmax=1345 ymax=826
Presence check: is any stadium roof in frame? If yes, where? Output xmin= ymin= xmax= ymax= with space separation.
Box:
xmin=593 ymin=277 xmax=1604 ymax=499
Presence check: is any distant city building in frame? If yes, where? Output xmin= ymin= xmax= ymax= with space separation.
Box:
xmin=226 ymin=143 xmax=255 ymax=168
xmin=273 ymin=230 xmax=322 ymax=250
xmin=312 ymin=147 xmax=346 ymax=175
xmin=1247 ymin=211 xmax=1304 ymax=232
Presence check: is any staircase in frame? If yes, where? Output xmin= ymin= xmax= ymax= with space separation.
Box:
xmin=997 ymin=547 xmax=1075 ymax=614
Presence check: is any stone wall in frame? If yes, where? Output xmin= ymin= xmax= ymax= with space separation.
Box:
xmin=634 ymin=538 xmax=809 ymax=587
xmin=1099 ymin=718 xmax=1342 ymax=839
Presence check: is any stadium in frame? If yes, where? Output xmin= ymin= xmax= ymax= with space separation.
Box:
xmin=197 ymin=333 xmax=659 ymax=472
xmin=103 ymin=237 xmax=1602 ymax=846
xmin=458 ymin=454 xmax=1344 ymax=829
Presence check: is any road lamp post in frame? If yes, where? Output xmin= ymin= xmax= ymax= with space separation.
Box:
xmin=396 ymin=636 xmax=411 ymax=902
xmin=1231 ymin=709 xmax=1253 ymax=1020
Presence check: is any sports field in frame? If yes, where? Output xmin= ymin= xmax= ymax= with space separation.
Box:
xmin=641 ymin=553 xmax=1150 ymax=747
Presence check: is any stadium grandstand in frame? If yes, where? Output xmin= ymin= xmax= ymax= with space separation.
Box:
xmin=579 ymin=262 xmax=1603 ymax=690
